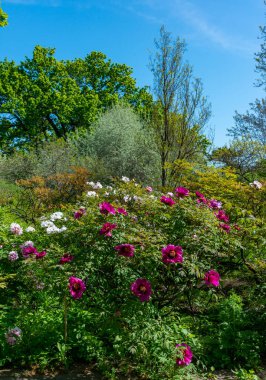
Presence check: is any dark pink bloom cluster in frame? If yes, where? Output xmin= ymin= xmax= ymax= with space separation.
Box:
xmin=59 ymin=253 xmax=74 ymax=264
xmin=176 ymin=343 xmax=193 ymax=366
xmin=162 ymin=244 xmax=183 ymax=264
xmin=100 ymin=222 xmax=117 ymax=237
xmin=204 ymin=270 xmax=220 ymax=287
xmin=215 ymin=210 xmax=229 ymax=222
xmin=160 ymin=196 xmax=175 ymax=206
xmin=114 ymin=244 xmax=135 ymax=257
xmin=219 ymin=223 xmax=231 ymax=233
xmin=20 ymin=241 xmax=46 ymax=259
xmin=74 ymin=207 xmax=87 ymax=219
xmin=99 ymin=202 xmax=116 ymax=215
xmin=69 ymin=276 xmax=86 ymax=299
xmin=131 ymin=278 xmax=152 ymax=302
xmin=117 ymin=207 xmax=128 ymax=216
xmin=195 ymin=191 xmax=208 ymax=205
xmin=35 ymin=251 xmax=47 ymax=259
xmin=175 ymin=187 xmax=190 ymax=198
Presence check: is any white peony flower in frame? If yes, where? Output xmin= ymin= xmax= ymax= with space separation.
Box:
xmin=25 ymin=226 xmax=35 ymax=232
xmin=10 ymin=223 xmax=23 ymax=235
xmin=86 ymin=191 xmax=97 ymax=197
xmin=121 ymin=176 xmax=130 ymax=183
xmin=50 ymin=212 xmax=64 ymax=221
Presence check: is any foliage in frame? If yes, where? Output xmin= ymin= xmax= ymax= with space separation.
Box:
xmin=0 ymin=47 xmax=152 ymax=153
xmin=0 ymin=7 xmax=8 ymax=27
xmin=211 ymin=139 xmax=266 ymax=181
xmin=70 ymin=103 xmax=161 ymax=184
xmin=0 ymin=176 xmax=264 ymax=378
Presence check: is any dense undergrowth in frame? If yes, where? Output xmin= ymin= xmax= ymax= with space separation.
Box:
xmin=0 ymin=174 xmax=265 ymax=379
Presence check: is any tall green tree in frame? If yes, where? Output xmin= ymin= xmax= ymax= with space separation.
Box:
xmin=0 ymin=46 xmax=152 ymax=153
xmin=149 ymin=26 xmax=211 ymax=187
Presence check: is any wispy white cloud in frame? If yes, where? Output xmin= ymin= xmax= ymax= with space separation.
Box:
xmin=173 ymin=0 xmax=257 ymax=54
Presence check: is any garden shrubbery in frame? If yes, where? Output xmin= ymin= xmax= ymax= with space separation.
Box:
xmin=0 ymin=176 xmax=265 ymax=379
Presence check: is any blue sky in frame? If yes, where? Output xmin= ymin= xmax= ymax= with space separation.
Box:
xmin=0 ymin=0 xmax=265 ymax=147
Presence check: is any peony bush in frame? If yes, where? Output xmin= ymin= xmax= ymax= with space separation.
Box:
xmin=0 ymin=177 xmax=265 ymax=378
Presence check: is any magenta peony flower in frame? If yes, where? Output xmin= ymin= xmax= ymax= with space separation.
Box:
xmin=195 ymin=191 xmax=208 ymax=204
xmin=209 ymin=199 xmax=222 ymax=209
xmin=21 ymin=245 xmax=38 ymax=258
xmin=99 ymin=222 xmax=117 ymax=237
xmin=114 ymin=244 xmax=135 ymax=257
xmin=74 ymin=207 xmax=86 ymax=219
xmin=35 ymin=250 xmax=47 ymax=259
xmin=176 ymin=343 xmax=193 ymax=366
xmin=99 ymin=202 xmax=116 ymax=215
xmin=215 ymin=210 xmax=229 ymax=222
xmin=160 ymin=196 xmax=175 ymax=206
xmin=69 ymin=276 xmax=86 ymax=299
xmin=204 ymin=270 xmax=220 ymax=287
xmin=175 ymin=187 xmax=190 ymax=198
xmin=59 ymin=253 xmax=74 ymax=264
xmin=131 ymin=278 xmax=152 ymax=302
xmin=219 ymin=223 xmax=231 ymax=233
xmin=162 ymin=244 xmax=183 ymax=264
xmin=117 ymin=207 xmax=128 ymax=216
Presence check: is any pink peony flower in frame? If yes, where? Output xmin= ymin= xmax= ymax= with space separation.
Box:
xmin=21 ymin=245 xmax=37 ymax=258
xmin=204 ymin=270 xmax=220 ymax=287
xmin=59 ymin=253 xmax=74 ymax=264
xmin=215 ymin=210 xmax=230 ymax=222
xmin=175 ymin=187 xmax=190 ymax=198
xmin=131 ymin=278 xmax=152 ymax=302
xmin=195 ymin=191 xmax=208 ymax=204
xmin=219 ymin=223 xmax=231 ymax=233
xmin=74 ymin=207 xmax=86 ymax=219
xmin=114 ymin=244 xmax=135 ymax=257
xmin=162 ymin=244 xmax=183 ymax=264
xmin=69 ymin=276 xmax=86 ymax=299
xmin=160 ymin=196 xmax=175 ymax=206
xmin=99 ymin=202 xmax=116 ymax=215
xmin=176 ymin=343 xmax=193 ymax=366
xmin=145 ymin=186 xmax=153 ymax=192
xmin=117 ymin=207 xmax=128 ymax=216
xmin=99 ymin=222 xmax=117 ymax=237
xmin=10 ymin=223 xmax=23 ymax=235
xmin=209 ymin=199 xmax=222 ymax=209
xmin=5 ymin=327 xmax=22 ymax=345
xmin=8 ymin=251 xmax=19 ymax=261
xmin=35 ymin=251 xmax=47 ymax=259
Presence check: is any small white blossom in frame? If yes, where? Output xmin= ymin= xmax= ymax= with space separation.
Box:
xmin=106 ymin=186 xmax=113 ymax=190
xmin=121 ymin=176 xmax=130 ymax=183
xmin=46 ymin=225 xmax=61 ymax=234
xmin=50 ymin=212 xmax=64 ymax=221
xmin=41 ymin=220 xmax=55 ymax=228
xmin=59 ymin=226 xmax=67 ymax=232
xmin=87 ymin=181 xmax=95 ymax=186
xmin=25 ymin=226 xmax=35 ymax=233
xmin=133 ymin=195 xmax=142 ymax=202
xmin=86 ymin=191 xmax=97 ymax=197
xmin=123 ymin=195 xmax=132 ymax=202
xmin=249 ymin=180 xmax=262 ymax=189
xmin=93 ymin=182 xmax=103 ymax=189
xmin=167 ymin=192 xmax=174 ymax=197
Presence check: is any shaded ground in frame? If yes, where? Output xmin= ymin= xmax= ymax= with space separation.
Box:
xmin=0 ymin=364 xmax=265 ymax=380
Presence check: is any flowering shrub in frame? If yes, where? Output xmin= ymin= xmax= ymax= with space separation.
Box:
xmin=0 ymin=177 xmax=265 ymax=378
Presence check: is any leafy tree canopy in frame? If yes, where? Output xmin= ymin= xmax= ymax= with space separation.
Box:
xmin=0 ymin=7 xmax=8 ymax=27
xmin=0 ymin=46 xmax=152 ymax=153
